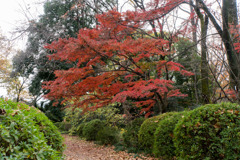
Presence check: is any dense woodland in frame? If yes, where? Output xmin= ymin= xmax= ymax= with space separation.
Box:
xmin=1 ymin=0 xmax=240 ymax=159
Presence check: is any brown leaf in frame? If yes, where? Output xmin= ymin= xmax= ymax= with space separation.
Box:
xmin=11 ymin=110 xmax=20 ymax=116
xmin=195 ymin=122 xmax=201 ymax=128
xmin=227 ymin=110 xmax=234 ymax=114
xmin=215 ymin=110 xmax=224 ymax=115
xmin=213 ymin=123 xmax=221 ymax=129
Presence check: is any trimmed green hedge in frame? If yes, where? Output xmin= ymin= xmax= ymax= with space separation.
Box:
xmin=138 ymin=112 xmax=175 ymax=153
xmin=153 ymin=112 xmax=185 ymax=159
xmin=0 ymin=99 xmax=64 ymax=160
xmin=174 ymin=103 xmax=240 ymax=159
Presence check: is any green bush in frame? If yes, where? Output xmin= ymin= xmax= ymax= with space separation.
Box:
xmin=76 ymin=122 xmax=86 ymax=137
xmin=67 ymin=105 xmax=125 ymax=135
xmin=96 ymin=126 xmax=119 ymax=145
xmin=122 ymin=117 xmax=145 ymax=150
xmin=82 ymin=119 xmax=106 ymax=141
xmin=81 ymin=106 xmax=125 ymax=127
xmin=0 ymin=99 xmax=63 ymax=160
xmin=32 ymin=111 xmax=64 ymax=153
xmin=55 ymin=122 xmax=72 ymax=132
xmin=138 ymin=112 xmax=175 ymax=153
xmin=153 ymin=112 xmax=185 ymax=159
xmin=174 ymin=103 xmax=240 ymax=159
xmin=64 ymin=107 xmax=83 ymax=135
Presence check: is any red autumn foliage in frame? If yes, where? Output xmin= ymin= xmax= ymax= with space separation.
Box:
xmin=43 ymin=8 xmax=193 ymax=116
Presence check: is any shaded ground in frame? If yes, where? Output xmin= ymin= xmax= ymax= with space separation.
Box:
xmin=63 ymin=134 xmax=157 ymax=160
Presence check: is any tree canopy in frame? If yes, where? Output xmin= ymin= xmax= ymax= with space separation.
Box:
xmin=43 ymin=9 xmax=194 ymax=116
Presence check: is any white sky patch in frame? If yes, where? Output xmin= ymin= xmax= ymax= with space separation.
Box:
xmin=0 ymin=0 xmax=44 ymax=97
xmin=0 ymin=0 xmax=44 ymax=44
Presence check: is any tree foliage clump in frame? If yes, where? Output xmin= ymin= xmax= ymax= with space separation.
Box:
xmin=0 ymin=99 xmax=64 ymax=159
xmin=174 ymin=103 xmax=240 ymax=159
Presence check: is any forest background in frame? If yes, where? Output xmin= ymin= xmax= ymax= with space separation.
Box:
xmin=0 ymin=0 xmax=239 ymax=121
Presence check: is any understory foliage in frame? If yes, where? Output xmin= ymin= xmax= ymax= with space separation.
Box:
xmin=174 ymin=103 xmax=240 ymax=159
xmin=64 ymin=105 xmax=125 ymax=135
xmin=138 ymin=112 xmax=175 ymax=153
xmin=0 ymin=99 xmax=63 ymax=160
xmin=82 ymin=119 xmax=106 ymax=141
xmin=122 ymin=117 xmax=145 ymax=151
xmin=56 ymin=102 xmax=240 ymax=159
xmin=153 ymin=112 xmax=186 ymax=158
xmin=60 ymin=106 xmax=121 ymax=144
xmin=96 ymin=125 xmax=119 ymax=145
xmin=43 ymin=8 xmax=193 ymax=116
xmin=54 ymin=121 xmax=72 ymax=133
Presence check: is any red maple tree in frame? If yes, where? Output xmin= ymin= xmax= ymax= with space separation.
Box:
xmin=43 ymin=7 xmax=193 ymax=116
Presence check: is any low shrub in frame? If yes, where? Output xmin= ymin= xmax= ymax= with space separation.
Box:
xmin=64 ymin=107 xmax=83 ymax=135
xmin=122 ymin=117 xmax=145 ymax=150
xmin=76 ymin=122 xmax=86 ymax=137
xmin=174 ymin=103 xmax=240 ymax=159
xmin=55 ymin=122 xmax=72 ymax=132
xmin=82 ymin=106 xmax=126 ymax=127
xmin=32 ymin=110 xmax=64 ymax=153
xmin=153 ymin=112 xmax=185 ymax=159
xmin=0 ymin=99 xmax=63 ymax=160
xmin=67 ymin=105 xmax=126 ymax=135
xmin=138 ymin=112 xmax=175 ymax=154
xmin=96 ymin=126 xmax=119 ymax=145
xmin=82 ymin=119 xmax=106 ymax=141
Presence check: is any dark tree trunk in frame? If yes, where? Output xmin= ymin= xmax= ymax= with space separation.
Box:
xmin=195 ymin=1 xmax=210 ymax=104
xmin=200 ymin=15 xmax=209 ymax=104
xmin=222 ymin=0 xmax=239 ymax=91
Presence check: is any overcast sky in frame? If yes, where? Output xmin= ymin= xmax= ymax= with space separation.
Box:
xmin=0 ymin=0 xmax=44 ymax=43
xmin=0 ymin=0 xmax=44 ymax=96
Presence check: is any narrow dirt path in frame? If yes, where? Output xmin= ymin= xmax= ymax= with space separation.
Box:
xmin=62 ymin=134 xmax=157 ymax=160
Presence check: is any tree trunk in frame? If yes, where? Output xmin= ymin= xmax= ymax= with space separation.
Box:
xmin=222 ymin=0 xmax=239 ymax=91
xmin=200 ymin=15 xmax=209 ymax=103
xmin=122 ymin=102 xmax=133 ymax=121
xmin=155 ymin=92 xmax=168 ymax=114
xmin=196 ymin=0 xmax=239 ymax=100
xmin=190 ymin=0 xmax=199 ymax=103
xmin=228 ymin=0 xmax=238 ymax=26
xmin=195 ymin=2 xmax=210 ymax=104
